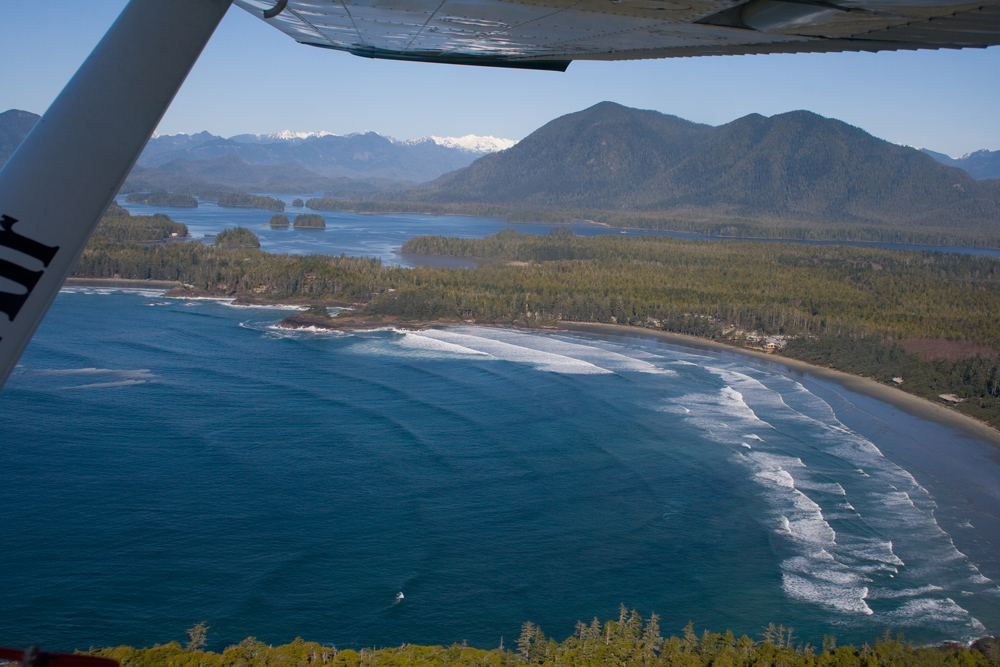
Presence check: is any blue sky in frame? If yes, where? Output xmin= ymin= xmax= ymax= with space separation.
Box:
xmin=4 ymin=1 xmax=998 ymax=156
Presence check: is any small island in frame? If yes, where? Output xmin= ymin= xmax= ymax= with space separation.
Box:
xmin=217 ymin=193 xmax=285 ymax=211
xmin=278 ymin=305 xmax=431 ymax=331
xmin=294 ymin=213 xmax=326 ymax=228
xmin=91 ymin=208 xmax=189 ymax=242
xmin=269 ymin=214 xmax=290 ymax=227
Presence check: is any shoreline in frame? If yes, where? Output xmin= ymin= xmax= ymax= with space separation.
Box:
xmin=64 ymin=277 xmax=181 ymax=289
xmin=561 ymin=322 xmax=1000 ymax=447
xmin=57 ymin=279 xmax=1000 ymax=445
xmin=307 ymin=206 xmax=999 ymax=253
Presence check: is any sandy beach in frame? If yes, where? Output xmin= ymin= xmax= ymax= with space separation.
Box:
xmin=561 ymin=322 xmax=1000 ymax=448
xmin=54 ymin=278 xmax=1000 ymax=447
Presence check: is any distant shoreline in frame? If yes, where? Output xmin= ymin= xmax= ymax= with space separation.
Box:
xmin=561 ymin=322 xmax=1000 ymax=447
xmin=64 ymin=278 xmax=181 ymax=289
xmin=303 ymin=204 xmax=1000 ymax=253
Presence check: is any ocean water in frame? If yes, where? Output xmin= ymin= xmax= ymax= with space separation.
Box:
xmin=2 ymin=289 xmax=999 ymax=652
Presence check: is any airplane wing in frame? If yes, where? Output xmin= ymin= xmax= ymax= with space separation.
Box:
xmin=234 ymin=0 xmax=1000 ymax=71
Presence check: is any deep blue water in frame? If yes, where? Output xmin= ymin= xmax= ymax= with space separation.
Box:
xmin=117 ymin=195 xmax=1000 ymax=263
xmin=2 ymin=290 xmax=999 ymax=653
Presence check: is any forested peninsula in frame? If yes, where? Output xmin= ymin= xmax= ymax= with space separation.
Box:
xmin=84 ymin=611 xmax=1000 ymax=667
xmin=74 ymin=212 xmax=1000 ymax=430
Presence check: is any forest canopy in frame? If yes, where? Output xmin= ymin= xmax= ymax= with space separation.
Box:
xmin=217 ymin=193 xmax=285 ymax=211
xmin=294 ymin=214 xmax=326 ymax=228
xmin=214 ymin=227 xmax=261 ymax=249
xmin=85 ymin=609 xmax=1000 ymax=667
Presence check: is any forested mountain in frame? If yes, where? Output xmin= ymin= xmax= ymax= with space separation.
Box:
xmin=921 ymin=147 xmax=1000 ymax=180
xmin=0 ymin=109 xmax=39 ymax=165
xmin=414 ymin=103 xmax=1000 ymax=232
xmin=123 ymin=159 xmax=410 ymax=197
xmin=125 ymin=156 xmax=355 ymax=194
xmin=0 ymin=109 xmax=501 ymax=186
xmin=140 ymin=130 xmax=222 ymax=161
xmin=138 ymin=131 xmax=485 ymax=182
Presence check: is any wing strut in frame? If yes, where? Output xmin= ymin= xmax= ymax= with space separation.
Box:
xmin=0 ymin=0 xmax=233 ymax=389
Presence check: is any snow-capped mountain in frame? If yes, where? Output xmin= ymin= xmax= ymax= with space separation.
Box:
xmin=229 ymin=129 xmax=516 ymax=154
xmin=919 ymin=147 xmax=1000 ymax=180
xmin=229 ymin=130 xmax=339 ymax=143
xmin=429 ymin=134 xmax=517 ymax=153
xmin=137 ymin=128 xmax=515 ymax=183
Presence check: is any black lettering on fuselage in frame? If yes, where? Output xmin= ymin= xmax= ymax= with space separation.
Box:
xmin=0 ymin=214 xmax=60 ymax=322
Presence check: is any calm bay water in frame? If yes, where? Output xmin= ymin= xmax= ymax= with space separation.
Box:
xmin=116 ymin=195 xmax=1000 ymax=264
xmin=1 ymin=290 xmax=999 ymax=652
xmin=1 ymin=202 xmax=999 ymax=652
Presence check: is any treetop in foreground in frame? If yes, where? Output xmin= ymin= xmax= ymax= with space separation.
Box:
xmin=85 ymin=610 xmax=999 ymax=667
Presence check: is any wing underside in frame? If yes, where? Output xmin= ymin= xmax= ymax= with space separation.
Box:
xmin=234 ymin=0 xmax=1000 ymax=69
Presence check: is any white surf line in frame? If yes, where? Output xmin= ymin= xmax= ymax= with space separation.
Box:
xmin=702 ymin=364 xmax=995 ymax=631
xmin=451 ymin=326 xmax=675 ymax=375
xmin=407 ymin=329 xmax=612 ymax=374
xmin=33 ymin=367 xmax=157 ymax=390
xmin=397 ymin=331 xmax=495 ymax=357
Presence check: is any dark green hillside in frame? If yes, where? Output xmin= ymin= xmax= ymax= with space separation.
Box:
xmin=215 ymin=227 xmax=261 ymax=249
xmin=294 ymin=213 xmax=326 ymax=228
xmin=0 ymin=109 xmax=40 ymax=167
xmin=217 ymin=192 xmax=285 ymax=211
xmin=90 ymin=212 xmax=188 ymax=243
xmin=413 ymin=103 xmax=1000 ymax=236
xmin=156 ymin=155 xmax=333 ymax=194
xmin=667 ymin=110 xmax=995 ymax=226
xmin=421 ymin=102 xmax=712 ymax=207
xmin=923 ymin=148 xmax=1000 ymax=180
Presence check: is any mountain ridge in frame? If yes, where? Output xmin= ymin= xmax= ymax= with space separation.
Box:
xmin=137 ymin=130 xmax=492 ymax=182
xmin=410 ymin=102 xmax=999 ymax=233
xmin=920 ymin=147 xmax=1000 ymax=180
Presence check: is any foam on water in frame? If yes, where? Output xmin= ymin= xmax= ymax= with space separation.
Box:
xmin=396 ymin=332 xmax=495 ymax=358
xmin=882 ymin=599 xmax=987 ymax=633
xmin=30 ymin=367 xmax=156 ymax=390
xmin=868 ymin=585 xmax=944 ymax=599
xmin=61 ymin=286 xmax=169 ymax=299
xmin=670 ymin=359 xmax=995 ymax=636
xmin=225 ymin=302 xmax=309 ymax=311
xmin=258 ymin=323 xmax=348 ymax=337
xmin=6 ymin=294 xmax=1000 ymax=647
xmin=479 ymin=329 xmax=677 ymax=375
xmin=376 ymin=329 xmax=613 ymax=375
